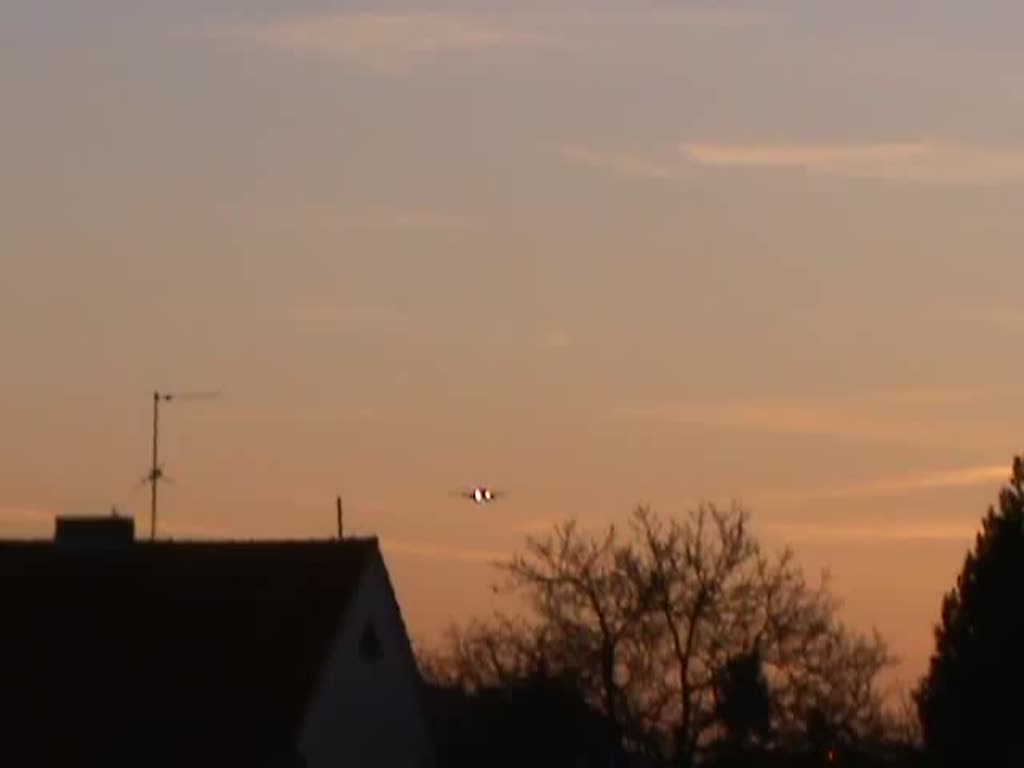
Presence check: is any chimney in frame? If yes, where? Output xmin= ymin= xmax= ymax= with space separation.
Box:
xmin=54 ymin=515 xmax=135 ymax=551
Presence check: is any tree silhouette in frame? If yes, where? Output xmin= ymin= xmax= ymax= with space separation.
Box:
xmin=915 ymin=455 xmax=1024 ymax=767
xmin=424 ymin=670 xmax=624 ymax=768
xmin=424 ymin=504 xmax=896 ymax=766
xmin=709 ymin=647 xmax=774 ymax=764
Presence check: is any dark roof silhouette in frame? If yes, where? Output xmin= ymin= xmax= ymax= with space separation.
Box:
xmin=0 ymin=535 xmax=382 ymax=766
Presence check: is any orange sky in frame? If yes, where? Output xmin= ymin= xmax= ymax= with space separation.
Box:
xmin=4 ymin=0 xmax=1024 ymax=688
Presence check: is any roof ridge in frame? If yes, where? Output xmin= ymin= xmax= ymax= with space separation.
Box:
xmin=0 ymin=536 xmax=381 ymax=545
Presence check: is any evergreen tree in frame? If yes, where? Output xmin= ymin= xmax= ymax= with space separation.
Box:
xmin=915 ymin=456 xmax=1024 ymax=767
xmin=715 ymin=648 xmax=773 ymax=751
xmin=710 ymin=647 xmax=774 ymax=765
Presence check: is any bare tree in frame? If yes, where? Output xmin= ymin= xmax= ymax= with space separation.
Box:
xmin=419 ymin=614 xmax=551 ymax=690
xmin=426 ymin=503 xmax=896 ymax=766
xmin=494 ymin=520 xmax=659 ymax=754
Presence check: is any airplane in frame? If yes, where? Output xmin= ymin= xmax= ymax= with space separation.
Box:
xmin=454 ymin=486 xmax=506 ymax=505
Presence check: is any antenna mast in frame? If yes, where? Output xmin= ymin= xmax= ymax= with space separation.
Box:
xmin=148 ymin=389 xmax=219 ymax=541
xmin=336 ymin=495 xmax=344 ymax=539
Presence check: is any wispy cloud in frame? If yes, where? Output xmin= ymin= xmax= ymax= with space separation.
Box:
xmin=762 ymin=520 xmax=975 ymax=543
xmin=292 ymin=300 xmax=439 ymax=346
xmin=209 ymin=406 xmax=377 ymax=428
xmin=541 ymin=329 xmax=571 ymax=349
xmin=980 ymin=305 xmax=1024 ymax=334
xmin=618 ymin=402 xmax=933 ymax=445
xmin=505 ymin=517 xmax=562 ymax=535
xmin=590 ymin=5 xmax=769 ymax=29
xmin=207 ymin=5 xmax=768 ymax=75
xmin=561 ymin=145 xmax=681 ymax=180
xmin=380 ymin=536 xmax=504 ymax=564
xmin=862 ymin=388 xmax=977 ymax=405
xmin=212 ymin=12 xmax=537 ymax=74
xmin=684 ymin=140 xmax=1024 ymax=185
xmin=281 ymin=206 xmax=474 ymax=235
xmin=809 ymin=464 xmax=1009 ymax=501
xmin=351 ymin=208 xmax=472 ymax=232
xmin=566 ymin=139 xmax=1024 ymax=186
xmin=755 ymin=463 xmax=1009 ymax=509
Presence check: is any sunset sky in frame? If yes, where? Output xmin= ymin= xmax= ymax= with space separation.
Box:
xmin=4 ymin=0 xmax=1024 ymax=686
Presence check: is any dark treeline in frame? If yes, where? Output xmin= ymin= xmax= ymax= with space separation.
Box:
xmin=418 ymin=455 xmax=1024 ymax=768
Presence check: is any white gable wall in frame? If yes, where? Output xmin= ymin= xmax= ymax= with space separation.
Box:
xmin=298 ymin=552 xmax=434 ymax=768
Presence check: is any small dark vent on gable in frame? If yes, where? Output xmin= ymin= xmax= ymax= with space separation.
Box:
xmin=359 ymin=621 xmax=382 ymax=662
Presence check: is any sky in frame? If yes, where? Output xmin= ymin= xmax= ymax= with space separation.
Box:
xmin=4 ymin=0 xmax=1024 ymax=687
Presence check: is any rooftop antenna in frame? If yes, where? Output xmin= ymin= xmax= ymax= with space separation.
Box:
xmin=336 ymin=495 xmax=344 ymax=540
xmin=148 ymin=389 xmax=220 ymax=541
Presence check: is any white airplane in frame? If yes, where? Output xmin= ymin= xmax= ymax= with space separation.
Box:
xmin=454 ymin=486 xmax=507 ymax=505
